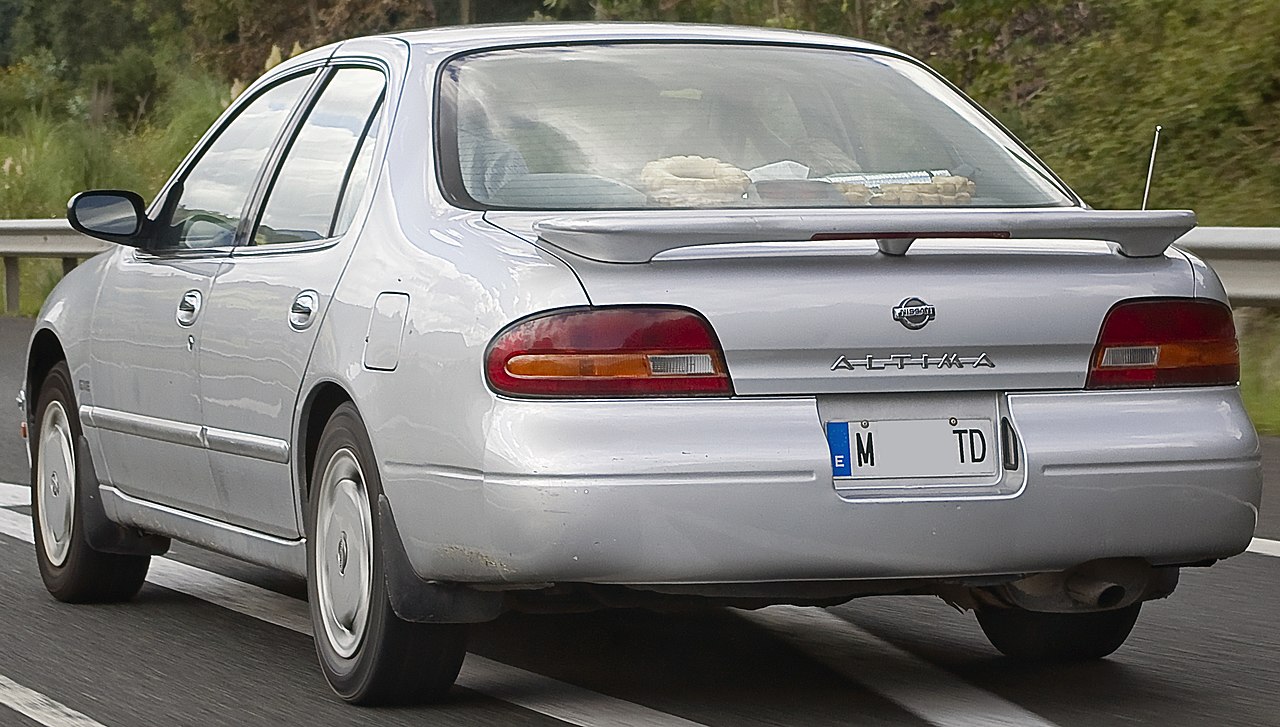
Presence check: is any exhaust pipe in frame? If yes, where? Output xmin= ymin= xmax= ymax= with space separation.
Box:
xmin=1065 ymin=575 xmax=1127 ymax=609
xmin=987 ymin=558 xmax=1177 ymax=613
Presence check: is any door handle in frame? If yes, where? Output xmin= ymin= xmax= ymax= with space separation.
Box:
xmin=289 ymin=290 xmax=319 ymax=330
xmin=176 ymin=289 xmax=202 ymax=327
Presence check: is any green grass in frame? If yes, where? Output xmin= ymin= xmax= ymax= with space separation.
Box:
xmin=1239 ymin=309 xmax=1280 ymax=435
xmin=3 ymin=258 xmax=62 ymax=316
xmin=0 ymin=67 xmax=229 ymax=316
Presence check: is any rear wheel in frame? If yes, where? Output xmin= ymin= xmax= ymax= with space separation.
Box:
xmin=31 ymin=362 xmax=149 ymax=602
xmin=976 ymin=603 xmax=1141 ymax=661
xmin=307 ymin=402 xmax=467 ymax=705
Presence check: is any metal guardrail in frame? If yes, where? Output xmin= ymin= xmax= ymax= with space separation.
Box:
xmin=1177 ymin=227 xmax=1279 ymax=308
xmin=0 ymin=220 xmax=112 ymax=314
xmin=0 ymin=219 xmax=1276 ymax=314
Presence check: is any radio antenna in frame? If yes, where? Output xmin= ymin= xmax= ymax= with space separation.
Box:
xmin=1142 ymin=125 xmax=1163 ymax=210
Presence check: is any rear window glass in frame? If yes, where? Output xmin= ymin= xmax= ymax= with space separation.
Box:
xmin=437 ymin=44 xmax=1075 ymax=211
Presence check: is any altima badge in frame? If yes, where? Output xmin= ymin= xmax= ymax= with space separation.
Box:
xmin=893 ymin=297 xmax=935 ymax=330
xmin=831 ymin=352 xmax=995 ymax=371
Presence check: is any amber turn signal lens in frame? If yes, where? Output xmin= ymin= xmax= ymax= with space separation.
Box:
xmin=505 ymin=353 xmax=653 ymax=379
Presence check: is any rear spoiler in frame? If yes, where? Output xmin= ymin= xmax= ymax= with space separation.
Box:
xmin=534 ymin=208 xmax=1197 ymax=263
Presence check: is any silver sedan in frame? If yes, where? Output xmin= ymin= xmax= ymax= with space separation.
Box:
xmin=19 ymin=23 xmax=1261 ymax=705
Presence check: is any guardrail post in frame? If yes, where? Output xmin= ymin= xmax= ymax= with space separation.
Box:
xmin=3 ymin=256 xmax=17 ymax=315
xmin=61 ymin=257 xmax=77 ymax=275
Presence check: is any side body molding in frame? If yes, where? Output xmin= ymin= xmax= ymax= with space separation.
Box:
xmin=80 ymin=405 xmax=291 ymax=464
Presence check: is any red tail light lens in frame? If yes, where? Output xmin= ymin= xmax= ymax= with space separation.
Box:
xmin=486 ymin=307 xmax=733 ymax=397
xmin=1086 ymin=298 xmax=1239 ymax=389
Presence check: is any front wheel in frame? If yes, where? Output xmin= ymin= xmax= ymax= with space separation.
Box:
xmin=976 ymin=603 xmax=1141 ymax=661
xmin=31 ymin=362 xmax=149 ymax=602
xmin=307 ymin=402 xmax=467 ymax=705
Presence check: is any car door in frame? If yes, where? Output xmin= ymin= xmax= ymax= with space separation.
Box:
xmin=87 ymin=71 xmax=319 ymax=518
xmin=196 ymin=65 xmax=388 ymax=537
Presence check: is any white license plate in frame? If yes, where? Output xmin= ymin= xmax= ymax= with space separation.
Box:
xmin=826 ymin=418 xmax=998 ymax=481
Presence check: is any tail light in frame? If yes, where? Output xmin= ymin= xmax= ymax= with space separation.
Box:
xmin=486 ymin=307 xmax=733 ymax=397
xmin=1086 ymin=298 xmax=1239 ymax=389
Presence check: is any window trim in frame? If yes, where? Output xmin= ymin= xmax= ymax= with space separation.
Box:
xmin=329 ymin=99 xmax=384 ymax=238
xmin=138 ymin=66 xmax=326 ymax=260
xmin=235 ymin=59 xmax=390 ymax=257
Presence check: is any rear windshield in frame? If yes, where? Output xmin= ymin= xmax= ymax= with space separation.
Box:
xmin=437 ymin=44 xmax=1076 ymax=211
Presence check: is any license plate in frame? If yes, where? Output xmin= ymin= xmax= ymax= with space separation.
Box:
xmin=826 ymin=418 xmax=998 ymax=481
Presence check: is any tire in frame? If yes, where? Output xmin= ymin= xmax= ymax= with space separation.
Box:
xmin=976 ymin=603 xmax=1141 ymax=662
xmin=31 ymin=362 xmax=149 ymax=602
xmin=307 ymin=402 xmax=467 ymax=705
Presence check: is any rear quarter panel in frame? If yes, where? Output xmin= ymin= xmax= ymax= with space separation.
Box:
xmin=297 ymin=42 xmax=588 ymax=565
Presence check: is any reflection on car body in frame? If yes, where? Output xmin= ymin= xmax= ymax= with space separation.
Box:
xmin=21 ymin=23 xmax=1261 ymax=706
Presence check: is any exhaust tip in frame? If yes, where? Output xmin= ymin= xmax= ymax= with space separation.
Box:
xmin=1066 ymin=577 xmax=1129 ymax=609
xmin=1095 ymin=585 xmax=1126 ymax=609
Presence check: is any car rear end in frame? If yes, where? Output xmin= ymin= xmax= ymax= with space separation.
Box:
xmin=428 ymin=34 xmax=1262 ymax=605
xmin=470 ymin=236 xmax=1260 ymax=590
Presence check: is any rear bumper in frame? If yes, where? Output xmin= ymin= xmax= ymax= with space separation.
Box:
xmin=384 ymin=387 xmax=1261 ymax=585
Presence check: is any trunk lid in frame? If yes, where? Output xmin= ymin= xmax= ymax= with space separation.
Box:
xmin=486 ymin=211 xmax=1196 ymax=396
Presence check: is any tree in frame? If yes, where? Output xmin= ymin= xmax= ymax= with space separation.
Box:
xmin=0 ymin=0 xmax=21 ymax=66
xmin=184 ymin=0 xmax=439 ymax=80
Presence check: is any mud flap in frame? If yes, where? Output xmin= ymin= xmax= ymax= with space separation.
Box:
xmin=377 ymin=494 xmax=504 ymax=623
xmin=76 ymin=436 xmax=170 ymax=555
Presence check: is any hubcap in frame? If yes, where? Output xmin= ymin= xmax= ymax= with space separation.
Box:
xmin=315 ymin=448 xmax=373 ymax=659
xmin=36 ymin=400 xmax=75 ymax=567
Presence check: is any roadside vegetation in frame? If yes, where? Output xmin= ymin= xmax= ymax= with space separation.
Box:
xmin=0 ymin=0 xmax=1276 ymax=430
xmin=1240 ymin=311 xmax=1280 ymax=435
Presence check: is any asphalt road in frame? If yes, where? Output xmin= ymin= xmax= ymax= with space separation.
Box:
xmin=1 ymin=314 xmax=1277 ymax=727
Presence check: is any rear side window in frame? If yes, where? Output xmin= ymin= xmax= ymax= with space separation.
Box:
xmin=155 ymin=73 xmax=314 ymax=250
xmin=254 ymin=67 xmax=386 ymax=245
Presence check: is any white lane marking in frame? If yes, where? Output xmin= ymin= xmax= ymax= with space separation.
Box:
xmin=1248 ymin=538 xmax=1280 ymax=558
xmin=457 ymin=656 xmax=707 ymax=727
xmin=0 ymin=673 xmax=108 ymax=727
xmin=147 ymin=556 xmax=313 ymax=634
xmin=0 ymin=482 xmax=29 ymax=507
xmin=740 ymin=605 xmax=1062 ymax=727
xmin=0 ymin=508 xmax=705 ymax=727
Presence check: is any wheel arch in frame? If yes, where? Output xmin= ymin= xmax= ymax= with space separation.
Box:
xmin=297 ymin=381 xmax=356 ymax=514
xmin=26 ymin=328 xmax=67 ymax=429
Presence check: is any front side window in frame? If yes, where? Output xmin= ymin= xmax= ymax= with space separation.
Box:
xmin=254 ymin=67 xmax=386 ymax=245
xmin=156 ymin=73 xmax=314 ymax=250
xmin=438 ymin=44 xmax=1075 ymax=211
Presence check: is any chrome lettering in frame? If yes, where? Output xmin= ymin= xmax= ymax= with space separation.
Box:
xmin=893 ymin=305 xmax=935 ymax=320
xmin=829 ymin=352 xmax=997 ymax=372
